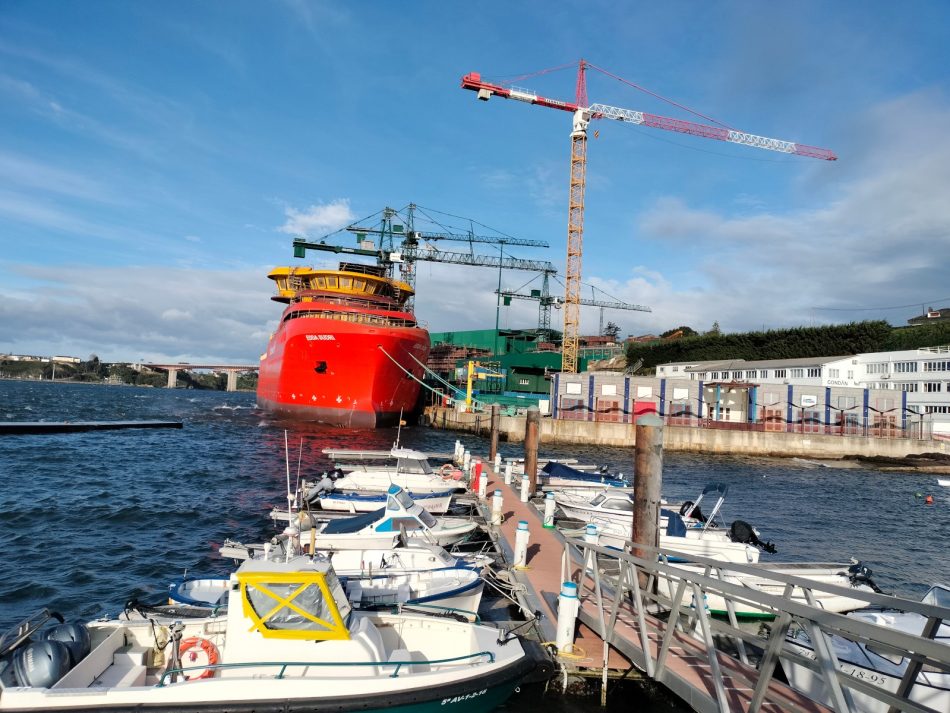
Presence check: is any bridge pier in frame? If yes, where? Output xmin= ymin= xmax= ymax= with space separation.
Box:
xmin=166 ymin=368 xmax=179 ymax=389
xmin=225 ymin=370 xmax=238 ymax=392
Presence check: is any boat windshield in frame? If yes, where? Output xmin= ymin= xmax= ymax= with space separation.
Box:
xmin=391 ymin=489 xmax=416 ymax=510
xmin=242 ymin=571 xmax=351 ymax=640
xmin=923 ymin=585 xmax=950 ymax=607
xmin=590 ymin=494 xmax=606 ymax=506
xmin=418 ymin=509 xmax=437 ymax=528
xmin=396 ymin=457 xmax=432 ymax=474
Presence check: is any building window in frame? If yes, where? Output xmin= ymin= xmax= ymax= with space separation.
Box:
xmin=847 ymin=370 xmax=854 ymax=379
xmin=897 ymin=383 xmax=919 ymax=392
xmin=807 ymin=368 xmax=821 ymax=377
xmin=925 ymin=405 xmax=950 ymax=414
xmin=791 ymin=368 xmax=804 ymax=378
xmin=774 ymin=369 xmax=786 ymax=378
xmin=925 ymin=382 xmax=942 ymax=393
xmin=923 ymin=360 xmax=950 ymax=372
xmin=828 ymin=368 xmax=839 ymax=378
xmin=838 ymin=396 xmax=856 ymax=409
xmin=867 ymin=362 xmax=889 ymax=374
xmin=760 ymin=370 xmax=768 ymax=378
xmin=672 ymin=366 xmax=679 ymax=372
xmin=745 ymin=370 xmax=756 ymax=378
xmin=732 ymin=371 xmax=742 ymax=379
xmin=894 ymin=361 xmax=918 ymax=373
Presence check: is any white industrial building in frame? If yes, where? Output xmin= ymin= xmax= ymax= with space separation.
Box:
xmin=656 ymin=346 xmax=950 ymax=418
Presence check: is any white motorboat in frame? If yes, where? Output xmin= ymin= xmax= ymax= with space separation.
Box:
xmin=323 ymin=447 xmax=466 ymax=495
xmin=783 ymin=583 xmax=950 ymax=712
xmin=938 ymin=478 xmax=950 ymax=487
xmin=219 ymin=540 xmax=476 ymax=574
xmin=0 ymin=558 xmax=540 ymax=712
xmin=656 ymin=560 xmax=882 ymax=619
xmin=314 ymin=487 xmax=455 ymax=514
xmin=561 ymin=508 xmax=765 ymax=564
xmin=556 ymin=482 xmax=776 ymax=564
xmin=520 ymin=461 xmax=630 ymax=490
xmin=169 ymin=561 xmax=484 ymax=616
xmin=297 ymin=485 xmax=477 ymax=549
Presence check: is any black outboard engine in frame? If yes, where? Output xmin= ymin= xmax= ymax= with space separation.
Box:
xmin=847 ymin=561 xmax=884 ymax=593
xmin=729 ymin=520 xmax=777 ymax=554
xmin=12 ymin=640 xmax=72 ymax=688
xmin=43 ymin=623 xmax=90 ymax=666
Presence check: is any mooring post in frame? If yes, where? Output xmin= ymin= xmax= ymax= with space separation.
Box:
xmin=489 ymin=403 xmax=500 ymax=462
xmin=632 ymin=413 xmax=664 ymax=588
xmin=524 ymin=406 xmax=540 ymax=495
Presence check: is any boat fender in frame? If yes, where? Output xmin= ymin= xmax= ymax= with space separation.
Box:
xmin=178 ymin=637 xmax=220 ymax=680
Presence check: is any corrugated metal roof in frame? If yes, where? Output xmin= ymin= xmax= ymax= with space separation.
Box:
xmin=683 ymin=355 xmax=852 ymax=371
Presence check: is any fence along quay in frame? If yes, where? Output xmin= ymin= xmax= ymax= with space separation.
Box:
xmin=466 ymin=414 xmax=950 ymax=711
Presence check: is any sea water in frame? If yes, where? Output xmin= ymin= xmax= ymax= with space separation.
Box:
xmin=1 ymin=379 xmax=948 ymax=710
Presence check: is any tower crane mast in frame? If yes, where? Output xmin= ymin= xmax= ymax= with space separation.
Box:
xmin=461 ymin=61 xmax=836 ymax=373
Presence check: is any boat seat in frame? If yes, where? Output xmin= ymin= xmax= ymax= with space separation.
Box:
xmin=386 ymin=648 xmax=415 ymax=675
xmin=52 ymin=627 xmax=126 ymax=689
xmin=350 ymin=617 xmax=385 ymax=664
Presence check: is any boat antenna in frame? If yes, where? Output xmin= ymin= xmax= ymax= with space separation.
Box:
xmin=284 ymin=430 xmax=293 ymax=527
xmin=294 ymin=438 xmax=304 ymax=508
xmin=394 ymin=408 xmax=404 ymax=449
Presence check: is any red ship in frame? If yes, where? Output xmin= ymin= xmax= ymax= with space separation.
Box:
xmin=256 ymin=263 xmax=430 ymax=428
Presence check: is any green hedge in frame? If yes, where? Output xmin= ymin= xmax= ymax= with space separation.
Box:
xmin=624 ymin=320 xmax=946 ymax=370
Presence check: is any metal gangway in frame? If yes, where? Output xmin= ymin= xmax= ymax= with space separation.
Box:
xmin=560 ymin=538 xmax=950 ymax=713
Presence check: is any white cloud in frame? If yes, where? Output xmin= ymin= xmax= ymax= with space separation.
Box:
xmin=624 ymin=90 xmax=950 ymax=333
xmin=0 ymin=265 xmax=277 ymax=363
xmin=278 ymin=199 xmax=355 ymax=237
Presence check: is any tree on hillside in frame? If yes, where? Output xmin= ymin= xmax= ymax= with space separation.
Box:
xmin=707 ymin=321 xmax=721 ymax=336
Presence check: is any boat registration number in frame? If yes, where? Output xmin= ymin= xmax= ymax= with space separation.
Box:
xmin=442 ymin=689 xmax=487 ymax=705
xmin=305 ymin=335 xmax=336 ymax=341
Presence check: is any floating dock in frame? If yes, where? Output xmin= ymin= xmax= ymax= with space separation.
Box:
xmin=472 ymin=456 xmax=950 ymax=712
xmin=0 ymin=420 xmax=184 ymax=435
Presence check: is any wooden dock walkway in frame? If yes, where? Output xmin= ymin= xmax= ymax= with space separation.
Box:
xmin=473 ymin=456 xmax=950 ymax=712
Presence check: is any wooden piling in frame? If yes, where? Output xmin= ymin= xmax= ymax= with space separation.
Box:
xmin=632 ymin=414 xmax=663 ymax=582
xmin=489 ymin=403 xmax=500 ymax=461
xmin=524 ymin=406 xmax=540 ymax=495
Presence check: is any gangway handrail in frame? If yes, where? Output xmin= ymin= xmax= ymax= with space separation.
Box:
xmin=560 ymin=536 xmax=950 ymax=713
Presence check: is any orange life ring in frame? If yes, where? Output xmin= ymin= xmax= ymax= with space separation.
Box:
xmin=179 ymin=637 xmax=220 ymax=680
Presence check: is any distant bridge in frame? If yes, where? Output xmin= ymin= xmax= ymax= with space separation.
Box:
xmin=144 ymin=363 xmax=258 ymax=392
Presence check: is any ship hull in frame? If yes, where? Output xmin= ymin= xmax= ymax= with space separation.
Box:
xmin=257 ymin=314 xmax=430 ymax=428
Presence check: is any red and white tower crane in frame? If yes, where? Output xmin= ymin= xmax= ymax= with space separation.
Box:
xmin=461 ymin=60 xmax=837 ymax=373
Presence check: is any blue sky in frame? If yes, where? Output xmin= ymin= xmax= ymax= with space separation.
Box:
xmin=2 ymin=1 xmax=949 ymax=362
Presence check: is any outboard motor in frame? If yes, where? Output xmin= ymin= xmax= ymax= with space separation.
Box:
xmin=12 ymin=640 xmax=72 ymax=688
xmin=729 ymin=520 xmax=777 ymax=554
xmin=43 ymin=623 xmax=90 ymax=666
xmin=847 ymin=561 xmax=884 ymax=593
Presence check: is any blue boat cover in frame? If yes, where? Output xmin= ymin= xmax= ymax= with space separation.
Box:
xmin=321 ymin=508 xmax=385 ymax=534
xmin=541 ymin=461 xmax=627 ymax=486
xmin=661 ymin=508 xmax=687 ymax=537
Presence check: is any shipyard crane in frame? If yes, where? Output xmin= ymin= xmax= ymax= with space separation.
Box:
xmin=497 ymin=269 xmax=650 ymax=343
xmin=292 ymin=204 xmax=556 ymax=310
xmin=461 ymin=60 xmax=837 ymax=373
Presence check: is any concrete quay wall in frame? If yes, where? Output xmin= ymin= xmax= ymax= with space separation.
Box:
xmin=423 ymin=406 xmax=949 ymax=459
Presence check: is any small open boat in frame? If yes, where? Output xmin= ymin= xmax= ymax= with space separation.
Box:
xmin=783 ymin=583 xmax=950 ymax=712
xmin=169 ymin=560 xmax=485 ymax=616
xmin=316 ymin=487 xmax=456 ymax=514
xmin=0 ymin=558 xmax=541 ymax=712
xmin=295 ymin=485 xmax=477 ymax=549
xmin=324 ymin=447 xmax=465 ymax=495
xmin=938 ymin=478 xmax=950 ymax=487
